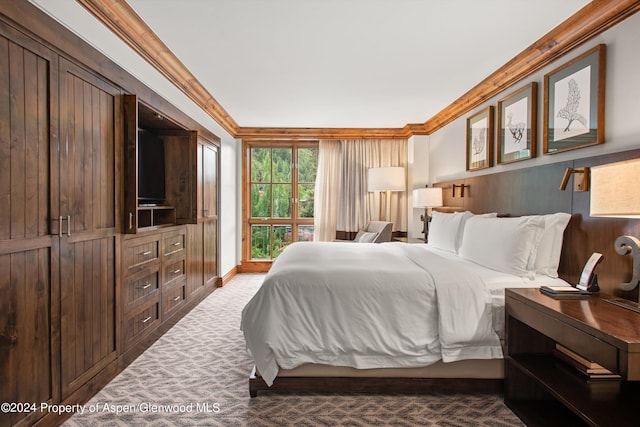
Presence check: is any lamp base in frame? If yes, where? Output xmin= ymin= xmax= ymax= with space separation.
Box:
xmin=603 ymin=297 xmax=640 ymax=314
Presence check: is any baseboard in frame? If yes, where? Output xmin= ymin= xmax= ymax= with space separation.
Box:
xmin=221 ymin=265 xmax=239 ymax=285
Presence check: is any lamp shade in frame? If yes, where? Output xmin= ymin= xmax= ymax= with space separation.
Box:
xmin=413 ymin=187 xmax=443 ymax=208
xmin=590 ymin=158 xmax=640 ymax=218
xmin=367 ymin=167 xmax=405 ymax=192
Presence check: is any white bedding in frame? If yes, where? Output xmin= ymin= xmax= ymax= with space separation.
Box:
xmin=241 ymin=241 xmax=570 ymax=386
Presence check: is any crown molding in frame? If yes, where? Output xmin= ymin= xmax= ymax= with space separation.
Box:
xmin=76 ymin=0 xmax=640 ymax=140
xmin=423 ymin=0 xmax=640 ymax=134
xmin=76 ymin=0 xmax=239 ymax=137
xmin=236 ymin=126 xmax=412 ymax=140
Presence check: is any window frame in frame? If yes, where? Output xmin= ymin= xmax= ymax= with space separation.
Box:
xmin=242 ymin=140 xmax=318 ymax=266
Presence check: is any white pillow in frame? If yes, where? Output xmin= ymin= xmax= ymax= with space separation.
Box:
xmin=530 ymin=213 xmax=571 ymax=278
xmin=428 ymin=211 xmax=498 ymax=253
xmin=459 ymin=216 xmax=546 ymax=277
xmin=427 ymin=211 xmax=471 ymax=253
xmin=354 ymin=230 xmax=378 ymax=243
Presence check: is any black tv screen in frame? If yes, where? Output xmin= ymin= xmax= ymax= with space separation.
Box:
xmin=138 ymin=128 xmax=166 ymax=204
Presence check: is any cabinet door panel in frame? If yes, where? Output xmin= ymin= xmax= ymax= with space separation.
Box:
xmin=58 ymin=58 xmax=120 ymax=398
xmin=202 ymin=144 xmax=218 ymax=285
xmin=0 ymin=31 xmax=56 ymax=426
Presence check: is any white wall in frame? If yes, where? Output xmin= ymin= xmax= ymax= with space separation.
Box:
xmin=428 ymin=12 xmax=640 ymax=183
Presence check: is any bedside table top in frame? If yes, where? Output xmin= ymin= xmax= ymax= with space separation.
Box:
xmin=506 ymin=288 xmax=640 ymax=351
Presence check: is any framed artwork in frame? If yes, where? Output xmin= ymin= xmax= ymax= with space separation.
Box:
xmin=497 ymin=82 xmax=537 ymax=164
xmin=543 ymin=44 xmax=606 ymax=154
xmin=466 ymin=106 xmax=494 ymax=171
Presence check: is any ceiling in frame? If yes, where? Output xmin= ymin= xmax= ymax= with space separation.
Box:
xmin=30 ymin=0 xmax=590 ymax=130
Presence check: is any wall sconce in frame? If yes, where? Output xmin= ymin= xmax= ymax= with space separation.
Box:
xmin=559 ymin=167 xmax=590 ymax=191
xmin=452 ymin=184 xmax=469 ymax=197
xmin=590 ymin=158 xmax=640 ymax=312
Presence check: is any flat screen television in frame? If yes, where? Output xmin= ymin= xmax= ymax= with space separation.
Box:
xmin=137 ymin=128 xmax=166 ymax=205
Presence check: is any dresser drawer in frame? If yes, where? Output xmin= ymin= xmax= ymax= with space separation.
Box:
xmin=124 ymin=269 xmax=160 ymax=307
xmin=163 ymin=231 xmax=186 ymax=257
xmin=124 ymin=236 xmax=160 ymax=272
xmin=163 ymin=283 xmax=186 ymax=317
xmin=124 ymin=300 xmax=160 ymax=348
xmin=164 ymin=258 xmax=186 ymax=285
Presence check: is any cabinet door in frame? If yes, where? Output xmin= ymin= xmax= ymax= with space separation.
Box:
xmin=202 ymin=144 xmax=218 ymax=287
xmin=57 ymin=58 xmax=120 ymax=398
xmin=0 ymin=32 xmax=57 ymax=426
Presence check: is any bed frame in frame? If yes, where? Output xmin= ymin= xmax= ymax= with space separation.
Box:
xmin=248 ymin=148 xmax=640 ymax=397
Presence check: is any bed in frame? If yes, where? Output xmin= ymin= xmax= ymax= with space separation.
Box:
xmin=241 ymin=212 xmax=572 ymax=396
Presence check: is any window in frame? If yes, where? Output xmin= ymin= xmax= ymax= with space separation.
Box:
xmin=244 ymin=141 xmax=318 ymax=261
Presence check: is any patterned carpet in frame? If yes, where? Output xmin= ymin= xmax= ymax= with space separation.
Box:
xmin=64 ymin=273 xmax=524 ymax=426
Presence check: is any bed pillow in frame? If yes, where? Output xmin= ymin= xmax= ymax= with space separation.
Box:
xmin=530 ymin=213 xmax=572 ymax=278
xmin=354 ymin=230 xmax=378 ymax=243
xmin=459 ymin=216 xmax=546 ymax=277
xmin=427 ymin=211 xmax=471 ymax=253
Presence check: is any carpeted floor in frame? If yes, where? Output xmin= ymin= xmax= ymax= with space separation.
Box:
xmin=64 ymin=273 xmax=524 ymax=426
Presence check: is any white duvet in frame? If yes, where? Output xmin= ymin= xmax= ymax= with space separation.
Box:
xmin=241 ymin=241 xmax=569 ymax=386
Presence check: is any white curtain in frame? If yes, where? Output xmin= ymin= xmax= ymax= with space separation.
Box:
xmin=313 ymin=140 xmax=342 ymax=241
xmin=314 ymin=139 xmax=407 ymax=240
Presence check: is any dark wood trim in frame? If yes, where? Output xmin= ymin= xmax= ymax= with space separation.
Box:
xmin=237 ymin=127 xmax=410 ymax=140
xmin=249 ymin=367 xmax=502 ymax=398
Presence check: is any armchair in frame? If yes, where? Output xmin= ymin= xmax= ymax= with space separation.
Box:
xmin=336 ymin=221 xmax=393 ymax=243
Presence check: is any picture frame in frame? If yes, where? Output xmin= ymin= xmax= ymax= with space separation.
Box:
xmin=466 ymin=106 xmax=494 ymax=171
xmin=543 ymin=44 xmax=606 ymax=154
xmin=497 ymin=82 xmax=537 ymax=164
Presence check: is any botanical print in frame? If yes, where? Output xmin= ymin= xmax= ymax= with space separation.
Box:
xmin=471 ymin=117 xmax=488 ymax=163
xmin=553 ymin=65 xmax=591 ymax=142
xmin=503 ymin=97 xmax=528 ymax=154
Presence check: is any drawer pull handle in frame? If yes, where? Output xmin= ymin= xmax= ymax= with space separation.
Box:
xmin=173 ymin=269 xmax=181 ymax=274
xmin=171 ymin=242 xmax=181 ymax=246
xmin=141 ymin=283 xmax=152 ymax=290
xmin=140 ymin=251 xmax=152 ymax=256
xmin=141 ymin=316 xmax=152 ymax=324
xmin=173 ymin=295 xmax=181 ymax=301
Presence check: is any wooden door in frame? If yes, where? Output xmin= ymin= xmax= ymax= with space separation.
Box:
xmin=0 ymin=31 xmax=57 ymax=427
xmin=202 ymin=143 xmax=218 ymax=288
xmin=57 ymin=58 xmax=121 ymax=398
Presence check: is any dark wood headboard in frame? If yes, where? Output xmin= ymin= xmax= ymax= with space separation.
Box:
xmin=434 ymin=148 xmax=640 ymax=301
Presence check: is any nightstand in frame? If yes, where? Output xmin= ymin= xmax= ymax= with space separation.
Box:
xmin=505 ymin=288 xmax=640 ymax=427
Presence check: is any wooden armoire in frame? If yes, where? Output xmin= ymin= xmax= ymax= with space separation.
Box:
xmin=0 ymin=2 xmax=220 ymax=426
